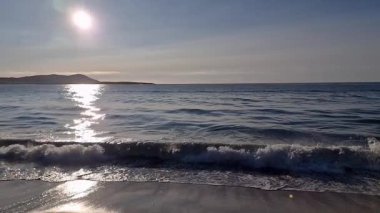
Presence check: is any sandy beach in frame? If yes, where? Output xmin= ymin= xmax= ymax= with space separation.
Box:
xmin=0 ymin=180 xmax=378 ymax=213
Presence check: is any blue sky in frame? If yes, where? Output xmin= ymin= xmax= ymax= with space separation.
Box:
xmin=0 ymin=0 xmax=379 ymax=83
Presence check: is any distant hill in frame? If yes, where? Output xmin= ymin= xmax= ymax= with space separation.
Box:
xmin=0 ymin=74 xmax=99 ymax=84
xmin=0 ymin=74 xmax=153 ymax=85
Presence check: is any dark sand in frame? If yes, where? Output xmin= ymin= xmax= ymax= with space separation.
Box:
xmin=0 ymin=180 xmax=379 ymax=213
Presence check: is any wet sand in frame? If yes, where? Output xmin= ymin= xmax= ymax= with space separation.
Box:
xmin=0 ymin=180 xmax=379 ymax=213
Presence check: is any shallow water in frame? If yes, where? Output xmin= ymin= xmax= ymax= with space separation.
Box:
xmin=0 ymin=83 xmax=379 ymax=195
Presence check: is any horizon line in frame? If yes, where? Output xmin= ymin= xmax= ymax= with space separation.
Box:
xmin=0 ymin=74 xmax=379 ymax=85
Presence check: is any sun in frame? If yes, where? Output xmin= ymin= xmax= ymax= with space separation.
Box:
xmin=71 ymin=9 xmax=93 ymax=31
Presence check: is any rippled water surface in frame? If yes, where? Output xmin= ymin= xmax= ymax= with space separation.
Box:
xmin=0 ymin=83 xmax=379 ymax=144
xmin=0 ymin=83 xmax=380 ymax=195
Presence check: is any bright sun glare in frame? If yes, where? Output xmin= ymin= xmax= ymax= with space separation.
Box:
xmin=71 ymin=9 xmax=93 ymax=31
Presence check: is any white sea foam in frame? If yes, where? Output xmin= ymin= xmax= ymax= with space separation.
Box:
xmin=183 ymin=143 xmax=380 ymax=173
xmin=0 ymin=144 xmax=106 ymax=165
xmin=368 ymin=137 xmax=380 ymax=153
xmin=0 ymin=140 xmax=379 ymax=174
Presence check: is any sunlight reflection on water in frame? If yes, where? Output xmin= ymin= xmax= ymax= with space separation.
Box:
xmin=56 ymin=180 xmax=98 ymax=199
xmin=42 ymin=202 xmax=116 ymax=213
xmin=64 ymin=84 xmax=110 ymax=142
xmin=36 ymin=180 xmax=116 ymax=213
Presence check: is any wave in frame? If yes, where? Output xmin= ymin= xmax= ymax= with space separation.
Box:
xmin=255 ymin=109 xmax=299 ymax=115
xmin=0 ymin=138 xmax=379 ymax=174
xmin=165 ymin=108 xmax=223 ymax=116
xmin=13 ymin=116 xmax=54 ymax=120
xmin=196 ymin=126 xmax=365 ymax=144
xmin=0 ymin=106 xmax=20 ymax=110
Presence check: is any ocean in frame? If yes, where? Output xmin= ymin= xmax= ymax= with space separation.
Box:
xmin=0 ymin=83 xmax=379 ymax=195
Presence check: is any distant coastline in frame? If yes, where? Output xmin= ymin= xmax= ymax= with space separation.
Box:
xmin=0 ymin=74 xmax=154 ymax=85
xmin=0 ymin=74 xmax=378 ymax=85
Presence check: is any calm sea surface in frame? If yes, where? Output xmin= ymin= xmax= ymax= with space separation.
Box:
xmin=0 ymin=83 xmax=379 ymax=195
xmin=1 ymin=83 xmax=379 ymax=143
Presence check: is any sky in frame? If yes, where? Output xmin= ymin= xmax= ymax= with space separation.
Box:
xmin=0 ymin=0 xmax=379 ymax=83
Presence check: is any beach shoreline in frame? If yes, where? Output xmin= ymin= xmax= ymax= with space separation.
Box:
xmin=0 ymin=180 xmax=379 ymax=213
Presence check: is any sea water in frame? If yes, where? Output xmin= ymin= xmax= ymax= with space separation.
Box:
xmin=0 ymin=83 xmax=379 ymax=195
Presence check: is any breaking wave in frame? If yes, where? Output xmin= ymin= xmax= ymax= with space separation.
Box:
xmin=0 ymin=138 xmax=379 ymax=174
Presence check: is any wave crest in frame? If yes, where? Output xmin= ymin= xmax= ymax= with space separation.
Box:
xmin=0 ymin=139 xmax=379 ymax=173
xmin=0 ymin=143 xmax=106 ymax=165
